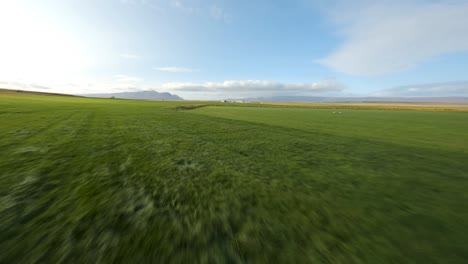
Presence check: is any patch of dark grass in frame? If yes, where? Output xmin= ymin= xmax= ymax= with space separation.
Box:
xmin=170 ymin=104 xmax=208 ymax=111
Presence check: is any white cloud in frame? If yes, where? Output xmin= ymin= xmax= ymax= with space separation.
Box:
xmin=120 ymin=53 xmax=141 ymax=59
xmin=375 ymin=81 xmax=468 ymax=97
xmin=318 ymin=1 xmax=468 ymax=75
xmin=1 ymin=78 xmax=345 ymax=99
xmin=114 ymin=74 xmax=144 ymax=83
xmin=155 ymin=67 xmax=199 ymax=73
xmin=5 ymin=79 xmax=468 ymax=98
xmin=158 ymin=80 xmax=345 ymax=99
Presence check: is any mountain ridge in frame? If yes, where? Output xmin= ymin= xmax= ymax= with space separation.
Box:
xmin=84 ymin=90 xmax=183 ymax=100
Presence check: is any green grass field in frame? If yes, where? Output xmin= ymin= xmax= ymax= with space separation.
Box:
xmin=1 ymin=92 xmax=468 ymax=263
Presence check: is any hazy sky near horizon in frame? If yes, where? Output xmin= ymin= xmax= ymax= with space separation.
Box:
xmin=1 ymin=0 xmax=468 ymax=99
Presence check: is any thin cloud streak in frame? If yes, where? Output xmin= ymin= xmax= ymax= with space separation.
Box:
xmin=318 ymin=1 xmax=468 ymax=76
xmin=114 ymin=75 xmax=144 ymax=83
xmin=375 ymin=81 xmax=468 ymax=97
xmin=155 ymin=67 xmax=200 ymax=73
xmin=120 ymin=53 xmax=141 ymax=59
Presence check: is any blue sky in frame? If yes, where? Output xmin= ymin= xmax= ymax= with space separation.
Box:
xmin=1 ymin=0 xmax=468 ymax=99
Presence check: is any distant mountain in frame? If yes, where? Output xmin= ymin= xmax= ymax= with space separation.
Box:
xmin=226 ymin=96 xmax=468 ymax=103
xmin=84 ymin=90 xmax=183 ymax=101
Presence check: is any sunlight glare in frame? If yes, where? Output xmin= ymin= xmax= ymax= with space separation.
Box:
xmin=0 ymin=1 xmax=90 ymax=84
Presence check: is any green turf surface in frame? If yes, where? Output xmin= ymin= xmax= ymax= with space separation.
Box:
xmin=1 ymin=94 xmax=468 ymax=263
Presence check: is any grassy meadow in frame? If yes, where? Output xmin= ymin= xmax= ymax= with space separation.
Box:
xmin=1 ymin=91 xmax=468 ymax=263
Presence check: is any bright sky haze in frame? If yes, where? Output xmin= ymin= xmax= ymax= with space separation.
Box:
xmin=1 ymin=0 xmax=468 ymax=99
